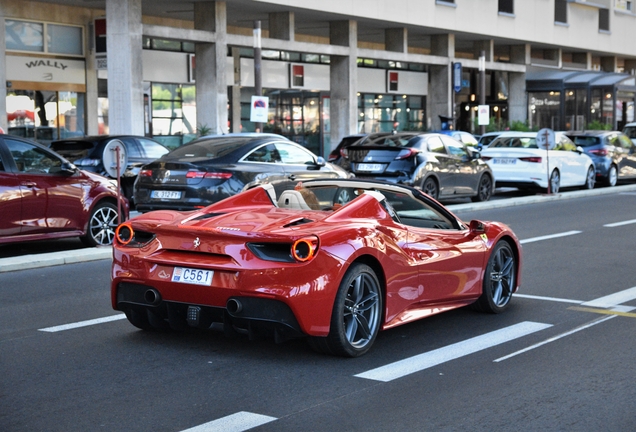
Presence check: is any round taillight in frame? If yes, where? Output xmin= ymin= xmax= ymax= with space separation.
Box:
xmin=116 ymin=224 xmax=134 ymax=245
xmin=291 ymin=237 xmax=318 ymax=262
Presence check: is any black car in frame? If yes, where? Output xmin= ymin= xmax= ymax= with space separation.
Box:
xmin=565 ymin=130 xmax=636 ymax=186
xmin=345 ymin=132 xmax=494 ymax=201
xmin=50 ymin=135 xmax=169 ymax=201
xmin=133 ymin=134 xmax=351 ymax=212
xmin=328 ymin=134 xmax=366 ymax=169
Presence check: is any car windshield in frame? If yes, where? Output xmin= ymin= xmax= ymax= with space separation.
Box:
xmin=168 ymin=138 xmax=249 ymax=159
xmin=489 ymin=136 xmax=538 ymax=148
xmin=569 ymin=136 xmax=601 ymax=147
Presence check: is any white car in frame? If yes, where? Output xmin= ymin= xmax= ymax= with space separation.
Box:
xmin=480 ymin=131 xmax=595 ymax=193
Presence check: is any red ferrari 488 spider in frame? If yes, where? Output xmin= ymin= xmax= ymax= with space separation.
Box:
xmin=111 ymin=179 xmax=522 ymax=357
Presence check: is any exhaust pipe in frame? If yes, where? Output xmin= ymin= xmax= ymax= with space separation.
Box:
xmin=227 ymin=298 xmax=243 ymax=314
xmin=144 ymin=288 xmax=161 ymax=306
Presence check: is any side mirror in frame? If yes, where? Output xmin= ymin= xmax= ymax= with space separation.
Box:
xmin=60 ymin=161 xmax=78 ymax=175
xmin=469 ymin=219 xmax=486 ymax=234
xmin=315 ymin=156 xmax=326 ymax=167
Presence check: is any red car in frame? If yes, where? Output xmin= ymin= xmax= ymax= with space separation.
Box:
xmin=112 ymin=179 xmax=521 ymax=357
xmin=0 ymin=135 xmax=129 ymax=246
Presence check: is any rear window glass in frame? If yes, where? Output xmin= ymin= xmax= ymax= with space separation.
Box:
xmin=489 ymin=137 xmax=537 ymax=148
xmin=569 ymin=136 xmax=601 ymax=147
xmin=168 ymin=138 xmax=249 ymax=159
xmin=357 ymin=134 xmax=420 ymax=148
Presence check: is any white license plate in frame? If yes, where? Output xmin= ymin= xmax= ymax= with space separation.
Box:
xmin=171 ymin=267 xmax=213 ymax=286
xmin=493 ymin=158 xmax=517 ymax=165
xmin=151 ymin=190 xmax=182 ymax=199
xmin=357 ymin=163 xmax=383 ymax=172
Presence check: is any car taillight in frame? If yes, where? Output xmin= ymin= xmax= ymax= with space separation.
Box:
xmin=519 ymin=157 xmax=542 ymax=163
xmin=291 ymin=236 xmax=319 ymax=262
xmin=115 ymin=224 xmax=134 ymax=245
xmin=340 ymin=148 xmax=349 ymax=159
xmin=395 ymin=148 xmax=419 ymax=160
xmin=139 ymin=169 xmax=152 ymax=177
xmin=186 ymin=171 xmax=233 ymax=179
xmin=589 ymin=149 xmax=608 ymax=156
xmin=115 ymin=223 xmax=156 ymax=247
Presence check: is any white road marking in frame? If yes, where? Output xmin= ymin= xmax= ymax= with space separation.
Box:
xmin=180 ymin=412 xmax=277 ymax=432
xmin=38 ymin=314 xmax=126 ymax=333
xmin=514 ymin=293 xmax=583 ymax=304
xmin=581 ymin=286 xmax=636 ymax=309
xmin=519 ymin=230 xmax=581 ymax=244
xmin=494 ymin=316 xmax=616 ymax=362
xmin=604 ymin=219 xmax=636 ymax=227
xmin=354 ymin=321 xmax=552 ymax=382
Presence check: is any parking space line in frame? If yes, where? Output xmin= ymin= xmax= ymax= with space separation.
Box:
xmin=354 ymin=321 xmax=552 ymax=382
xmin=180 ymin=411 xmax=277 ymax=432
xmin=604 ymin=219 xmax=636 ymax=227
xmin=38 ymin=314 xmax=126 ymax=333
xmin=519 ymin=230 xmax=581 ymax=244
xmin=514 ymin=293 xmax=583 ymax=304
xmin=494 ymin=315 xmax=615 ymax=362
xmin=580 ymin=286 xmax=636 ymax=309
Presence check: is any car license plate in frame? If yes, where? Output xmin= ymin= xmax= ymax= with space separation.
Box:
xmin=357 ymin=163 xmax=383 ymax=172
xmin=151 ymin=190 xmax=182 ymax=199
xmin=171 ymin=267 xmax=213 ymax=286
xmin=493 ymin=158 xmax=516 ymax=165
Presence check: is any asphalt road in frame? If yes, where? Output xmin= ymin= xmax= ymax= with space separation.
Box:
xmin=1 ymin=187 xmax=636 ymax=431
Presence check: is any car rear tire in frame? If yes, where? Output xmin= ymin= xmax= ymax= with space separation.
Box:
xmin=80 ymin=202 xmax=119 ymax=247
xmin=582 ymin=166 xmax=595 ymax=190
xmin=471 ymin=174 xmax=493 ymax=202
xmin=421 ymin=177 xmax=439 ymax=200
xmin=309 ymin=263 xmax=382 ymax=357
xmin=605 ymin=165 xmax=618 ymax=187
xmin=548 ymin=169 xmax=560 ymax=194
xmin=472 ymin=241 xmax=516 ymax=313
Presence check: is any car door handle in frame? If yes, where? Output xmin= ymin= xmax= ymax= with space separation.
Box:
xmin=288 ymin=174 xmax=296 ymax=181
xmin=21 ymin=181 xmax=37 ymax=188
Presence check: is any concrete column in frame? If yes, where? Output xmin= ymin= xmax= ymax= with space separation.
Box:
xmin=429 ymin=34 xmax=454 ymax=130
xmin=329 ymin=20 xmax=357 ymax=155
xmin=85 ymin=26 xmax=99 ymax=136
xmin=0 ymin=4 xmax=7 ymax=134
xmin=509 ymin=44 xmax=529 ymax=125
xmin=195 ymin=1 xmax=228 ymax=135
xmin=601 ymin=56 xmax=617 ymax=72
xmin=385 ymin=28 xmax=408 ymax=53
xmin=106 ymin=0 xmax=144 ymax=135
xmin=269 ymin=11 xmax=294 ymax=41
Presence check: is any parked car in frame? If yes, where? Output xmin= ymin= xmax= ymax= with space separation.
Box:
xmin=480 ymin=131 xmax=595 ymax=193
xmin=344 ymin=132 xmax=494 ymax=202
xmin=438 ymin=130 xmax=480 ymax=147
xmin=133 ymin=134 xmax=351 ymax=212
xmin=622 ymin=122 xmax=636 ymax=145
xmin=565 ymin=130 xmax=636 ymax=187
xmin=50 ymin=135 xmax=169 ymax=202
xmin=477 ymin=131 xmax=505 ymax=149
xmin=0 ymin=135 xmax=129 ymax=246
xmin=327 ymin=133 xmax=366 ymax=169
xmin=112 ymin=178 xmax=521 ymax=357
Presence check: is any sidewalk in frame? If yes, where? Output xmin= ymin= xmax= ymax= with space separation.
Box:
xmin=2 ymin=184 xmax=636 ymax=274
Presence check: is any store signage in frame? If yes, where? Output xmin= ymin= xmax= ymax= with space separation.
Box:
xmin=6 ymin=55 xmax=85 ymax=85
xmin=478 ymin=105 xmax=490 ymax=125
xmin=290 ymin=64 xmax=304 ymax=88
xmin=387 ymin=71 xmax=399 ymax=92
xmin=453 ymin=62 xmax=462 ymax=93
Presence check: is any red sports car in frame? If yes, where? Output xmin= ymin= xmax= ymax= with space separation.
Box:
xmin=112 ymin=179 xmax=522 ymax=357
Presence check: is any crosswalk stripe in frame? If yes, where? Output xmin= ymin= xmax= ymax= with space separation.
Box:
xmin=180 ymin=412 xmax=277 ymax=432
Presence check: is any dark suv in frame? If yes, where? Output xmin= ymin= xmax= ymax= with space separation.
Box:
xmin=565 ymin=131 xmax=636 ymax=186
xmin=50 ymin=135 xmax=169 ymax=202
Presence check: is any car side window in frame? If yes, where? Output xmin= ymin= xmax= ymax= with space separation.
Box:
xmin=244 ymin=144 xmax=282 ymax=163
xmin=617 ymin=134 xmax=633 ymax=149
xmin=275 ymin=143 xmax=315 ymax=165
xmin=554 ymin=136 xmax=576 ymax=151
xmin=138 ymin=138 xmax=169 ymax=159
xmin=427 ymin=136 xmax=447 ymax=154
xmin=5 ymin=138 xmax=62 ymax=174
xmin=121 ymin=138 xmax=142 ymax=158
xmin=440 ymin=136 xmax=468 ymax=158
xmin=0 ymin=152 xmax=4 ymax=171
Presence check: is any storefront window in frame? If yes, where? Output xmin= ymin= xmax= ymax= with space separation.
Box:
xmin=6 ymin=90 xmax=85 ymax=145
xmin=357 ymin=93 xmax=425 ymax=133
xmin=528 ymin=91 xmax=561 ymax=130
xmin=150 ymin=83 xmax=196 ymax=142
xmin=590 ymin=88 xmax=614 ymax=128
xmin=564 ymin=88 xmax=587 ymax=131
xmin=5 ymin=19 xmax=83 ymax=56
xmin=616 ymin=91 xmax=634 ymax=130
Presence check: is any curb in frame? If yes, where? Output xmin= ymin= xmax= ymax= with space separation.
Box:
xmin=2 ymin=184 xmax=636 ymax=274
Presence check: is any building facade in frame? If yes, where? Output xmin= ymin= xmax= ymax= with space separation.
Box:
xmin=2 ymin=0 xmax=636 ymax=154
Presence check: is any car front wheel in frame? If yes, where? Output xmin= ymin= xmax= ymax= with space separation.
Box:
xmin=80 ymin=202 xmax=119 ymax=247
xmin=309 ymin=263 xmax=382 ymax=357
xmin=472 ymin=241 xmax=516 ymax=313
xmin=605 ymin=165 xmax=618 ymax=187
